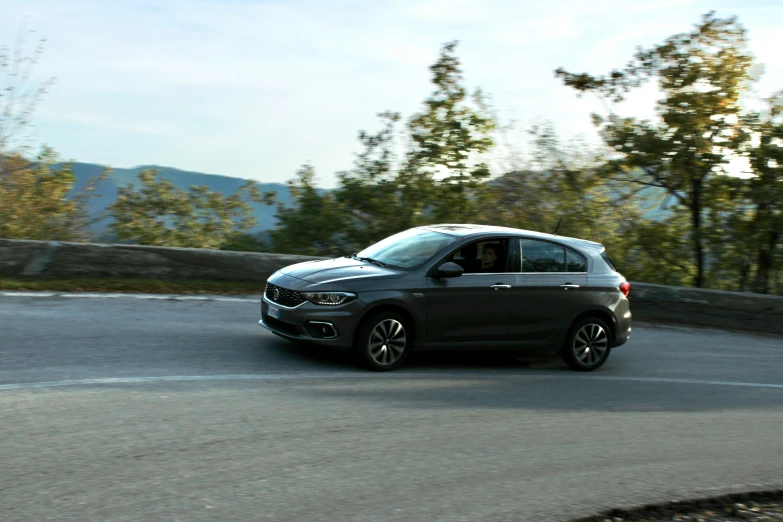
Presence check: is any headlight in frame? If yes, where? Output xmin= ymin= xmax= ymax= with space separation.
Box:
xmin=301 ymin=292 xmax=357 ymax=306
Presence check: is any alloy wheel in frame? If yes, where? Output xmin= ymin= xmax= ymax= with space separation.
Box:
xmin=368 ymin=319 xmax=407 ymax=366
xmin=572 ymin=323 xmax=609 ymax=366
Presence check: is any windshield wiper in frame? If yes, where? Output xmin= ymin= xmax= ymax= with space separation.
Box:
xmin=363 ymin=257 xmax=386 ymax=267
xmin=349 ymin=253 xmax=385 ymax=267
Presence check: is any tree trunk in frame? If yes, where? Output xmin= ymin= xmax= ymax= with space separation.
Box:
xmin=738 ymin=260 xmax=752 ymax=292
xmin=739 ymin=203 xmax=764 ymax=292
xmin=458 ymin=172 xmax=465 ymax=222
xmin=754 ymin=229 xmax=779 ymax=294
xmin=690 ymin=182 xmax=704 ymax=288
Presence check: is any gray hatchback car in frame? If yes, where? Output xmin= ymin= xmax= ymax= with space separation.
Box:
xmin=258 ymin=224 xmax=632 ymax=371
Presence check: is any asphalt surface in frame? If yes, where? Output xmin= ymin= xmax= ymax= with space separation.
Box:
xmin=1 ymin=293 xmax=782 ymax=522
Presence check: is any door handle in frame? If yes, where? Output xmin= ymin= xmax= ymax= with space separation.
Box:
xmin=560 ymin=284 xmax=580 ymax=290
xmin=490 ymin=284 xmax=512 ymax=290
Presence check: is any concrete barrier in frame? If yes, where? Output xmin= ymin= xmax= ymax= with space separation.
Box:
xmin=628 ymin=282 xmax=783 ymax=335
xmin=1 ymin=238 xmax=781 ymax=335
xmin=0 ymin=238 xmax=323 ymax=282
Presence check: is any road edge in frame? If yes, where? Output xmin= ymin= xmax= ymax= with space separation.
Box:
xmin=0 ymin=290 xmax=262 ymax=302
xmin=3 ymin=290 xmax=782 ymax=338
xmin=567 ymin=488 xmax=783 ymax=522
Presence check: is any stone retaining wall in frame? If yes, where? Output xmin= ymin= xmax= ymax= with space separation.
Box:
xmin=1 ymin=238 xmax=781 ymax=335
xmin=0 ymin=238 xmax=321 ymax=282
xmin=627 ymin=282 xmax=783 ymax=335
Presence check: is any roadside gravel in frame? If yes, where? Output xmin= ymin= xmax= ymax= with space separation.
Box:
xmin=571 ymin=491 xmax=783 ymax=522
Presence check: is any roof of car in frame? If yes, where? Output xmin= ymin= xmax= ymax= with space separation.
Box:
xmin=420 ymin=223 xmax=605 ymax=251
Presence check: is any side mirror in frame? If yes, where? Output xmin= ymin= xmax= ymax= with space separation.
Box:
xmin=431 ymin=261 xmax=464 ymax=278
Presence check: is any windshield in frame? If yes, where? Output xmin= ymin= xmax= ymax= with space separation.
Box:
xmin=356 ymin=228 xmax=458 ymax=270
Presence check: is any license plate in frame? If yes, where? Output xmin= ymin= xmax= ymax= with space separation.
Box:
xmin=267 ymin=305 xmax=280 ymax=319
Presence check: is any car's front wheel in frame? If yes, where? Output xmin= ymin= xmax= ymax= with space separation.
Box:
xmin=561 ymin=316 xmax=612 ymax=371
xmin=354 ymin=311 xmax=412 ymax=371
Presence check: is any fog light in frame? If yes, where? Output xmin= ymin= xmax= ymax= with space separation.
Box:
xmin=304 ymin=321 xmax=338 ymax=339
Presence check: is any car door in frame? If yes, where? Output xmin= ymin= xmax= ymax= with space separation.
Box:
xmin=424 ymin=237 xmax=516 ymax=344
xmin=508 ymin=238 xmax=589 ymax=341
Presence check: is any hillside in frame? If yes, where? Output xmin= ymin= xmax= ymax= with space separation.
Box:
xmin=64 ymin=162 xmax=672 ymax=243
xmin=66 ymin=162 xmax=298 ymax=241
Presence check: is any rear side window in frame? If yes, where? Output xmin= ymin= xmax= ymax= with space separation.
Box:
xmin=566 ymin=248 xmax=587 ymax=272
xmin=600 ymin=252 xmax=617 ymax=272
xmin=520 ymin=239 xmax=566 ymax=272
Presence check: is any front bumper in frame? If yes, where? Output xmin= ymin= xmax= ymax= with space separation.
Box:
xmin=257 ymin=294 xmax=363 ymax=351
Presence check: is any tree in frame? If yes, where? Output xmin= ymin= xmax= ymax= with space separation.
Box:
xmin=0 ymin=26 xmax=56 ymax=175
xmin=0 ymin=147 xmax=106 ymax=240
xmin=107 ymin=169 xmax=266 ymax=249
xmin=270 ymin=40 xmax=498 ymax=253
xmin=555 ymin=12 xmax=755 ymax=288
xmin=268 ymin=164 xmax=349 ymax=256
xmin=0 ymin=26 xmax=109 ymax=242
xmin=218 ymin=232 xmax=268 ymax=252
xmin=520 ymin=122 xmax=694 ymax=285
xmin=744 ymin=94 xmax=783 ymax=294
xmin=334 ymin=112 xmax=411 ymax=247
xmin=526 ymin=122 xmax=613 ymax=237
xmin=408 ymin=40 xmax=497 ymax=223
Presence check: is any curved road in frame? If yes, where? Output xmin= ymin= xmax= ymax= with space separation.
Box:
xmin=1 ymin=292 xmax=782 ymax=522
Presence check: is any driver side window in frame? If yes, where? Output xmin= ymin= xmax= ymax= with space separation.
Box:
xmin=449 ymin=238 xmax=511 ymax=274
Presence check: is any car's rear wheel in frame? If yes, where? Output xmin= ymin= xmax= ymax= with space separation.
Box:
xmin=561 ymin=316 xmax=612 ymax=371
xmin=354 ymin=311 xmax=412 ymax=371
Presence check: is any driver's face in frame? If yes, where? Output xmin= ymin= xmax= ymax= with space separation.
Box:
xmin=482 ymin=247 xmax=497 ymax=264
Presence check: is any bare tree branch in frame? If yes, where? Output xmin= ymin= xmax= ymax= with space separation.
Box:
xmin=0 ymin=21 xmax=56 ymax=166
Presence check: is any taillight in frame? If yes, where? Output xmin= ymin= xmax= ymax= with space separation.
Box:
xmin=619 ymin=281 xmax=630 ymax=297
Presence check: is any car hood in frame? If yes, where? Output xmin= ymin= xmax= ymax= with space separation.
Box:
xmin=279 ymin=257 xmax=403 ymax=286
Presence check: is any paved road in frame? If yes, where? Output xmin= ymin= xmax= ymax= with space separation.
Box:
xmin=1 ymin=293 xmax=782 ymax=522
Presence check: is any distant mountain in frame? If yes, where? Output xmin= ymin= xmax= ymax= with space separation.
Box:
xmin=65 ymin=162 xmax=303 ymax=241
xmin=489 ymin=170 xmax=675 ymax=221
xmin=64 ymin=161 xmax=674 ymax=243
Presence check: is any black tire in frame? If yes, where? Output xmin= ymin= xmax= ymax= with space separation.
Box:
xmin=353 ymin=311 xmax=413 ymax=371
xmin=561 ymin=316 xmax=612 ymax=371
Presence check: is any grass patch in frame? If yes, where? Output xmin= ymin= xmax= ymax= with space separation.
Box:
xmin=0 ymin=277 xmax=267 ymax=295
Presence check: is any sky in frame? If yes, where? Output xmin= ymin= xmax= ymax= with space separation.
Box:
xmin=1 ymin=0 xmax=782 ymax=188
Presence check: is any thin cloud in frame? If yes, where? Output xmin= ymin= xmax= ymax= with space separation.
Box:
xmin=1 ymin=0 xmax=781 ymax=187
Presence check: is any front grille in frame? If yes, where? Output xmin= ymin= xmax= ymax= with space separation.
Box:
xmin=265 ymin=282 xmax=306 ymax=308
